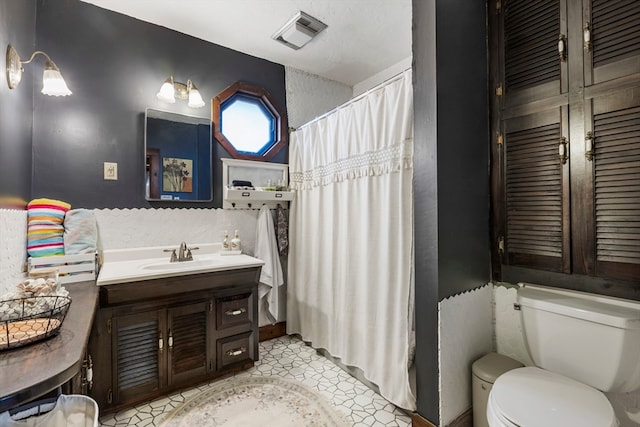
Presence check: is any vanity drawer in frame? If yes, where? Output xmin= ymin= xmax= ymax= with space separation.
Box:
xmin=216 ymin=293 xmax=251 ymax=331
xmin=216 ymin=332 xmax=254 ymax=370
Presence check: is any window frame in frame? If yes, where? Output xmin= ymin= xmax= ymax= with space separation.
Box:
xmin=212 ymin=81 xmax=287 ymax=161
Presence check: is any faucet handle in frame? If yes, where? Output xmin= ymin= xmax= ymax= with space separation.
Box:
xmin=163 ymin=248 xmax=177 ymax=262
xmin=185 ymin=247 xmax=199 ymax=261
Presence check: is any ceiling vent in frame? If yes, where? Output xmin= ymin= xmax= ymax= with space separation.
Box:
xmin=272 ymin=11 xmax=328 ymax=50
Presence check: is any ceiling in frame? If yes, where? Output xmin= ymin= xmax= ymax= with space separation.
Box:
xmin=80 ymin=0 xmax=412 ymax=87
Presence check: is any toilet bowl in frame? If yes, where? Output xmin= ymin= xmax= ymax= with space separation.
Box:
xmin=487 ymin=284 xmax=640 ymax=427
xmin=487 ymin=367 xmax=618 ymax=427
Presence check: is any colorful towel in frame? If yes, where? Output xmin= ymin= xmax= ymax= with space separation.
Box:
xmin=27 ymin=198 xmax=71 ymax=257
xmin=64 ymin=209 xmax=98 ymax=254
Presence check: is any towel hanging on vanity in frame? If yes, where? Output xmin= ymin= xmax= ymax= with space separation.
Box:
xmin=254 ymin=205 xmax=284 ymax=323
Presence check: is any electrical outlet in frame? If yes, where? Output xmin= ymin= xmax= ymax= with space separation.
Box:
xmin=104 ymin=162 xmax=118 ymax=180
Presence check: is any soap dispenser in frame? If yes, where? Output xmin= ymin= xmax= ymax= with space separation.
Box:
xmin=222 ymin=230 xmax=230 ymax=251
xmin=231 ymin=230 xmax=241 ymax=252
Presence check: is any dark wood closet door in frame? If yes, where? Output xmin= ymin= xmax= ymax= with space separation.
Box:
xmin=586 ymin=88 xmax=640 ymax=281
xmin=584 ymin=0 xmax=640 ymax=86
xmin=502 ymin=107 xmax=571 ymax=273
xmin=500 ymin=0 xmax=568 ymax=108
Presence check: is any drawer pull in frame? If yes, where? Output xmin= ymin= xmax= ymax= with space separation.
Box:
xmin=225 ymin=308 xmax=246 ymax=316
xmin=226 ymin=347 xmax=246 ymax=357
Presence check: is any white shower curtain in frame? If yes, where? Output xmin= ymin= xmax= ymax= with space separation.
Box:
xmin=287 ymin=70 xmax=415 ymax=410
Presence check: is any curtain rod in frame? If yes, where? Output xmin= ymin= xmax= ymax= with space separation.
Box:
xmin=292 ymin=67 xmax=412 ymax=132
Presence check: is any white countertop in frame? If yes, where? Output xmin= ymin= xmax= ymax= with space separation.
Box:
xmin=97 ymin=243 xmax=264 ymax=286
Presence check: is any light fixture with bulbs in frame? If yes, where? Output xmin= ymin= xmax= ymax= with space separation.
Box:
xmin=6 ymin=45 xmax=72 ymax=96
xmin=156 ymin=76 xmax=205 ymax=108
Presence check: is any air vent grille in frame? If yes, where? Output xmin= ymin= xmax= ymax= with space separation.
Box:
xmin=272 ymin=11 xmax=328 ymax=50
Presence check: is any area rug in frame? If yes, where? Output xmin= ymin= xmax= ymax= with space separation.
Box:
xmin=160 ymin=376 xmax=352 ymax=426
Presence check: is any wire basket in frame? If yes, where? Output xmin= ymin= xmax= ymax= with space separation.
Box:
xmin=0 ymin=295 xmax=71 ymax=351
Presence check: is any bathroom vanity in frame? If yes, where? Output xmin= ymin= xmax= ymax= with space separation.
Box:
xmin=90 ymin=245 xmax=264 ymax=412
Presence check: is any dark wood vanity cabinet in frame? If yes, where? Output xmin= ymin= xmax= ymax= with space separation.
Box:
xmin=89 ymin=267 xmax=260 ymax=412
xmin=490 ymin=0 xmax=640 ymax=286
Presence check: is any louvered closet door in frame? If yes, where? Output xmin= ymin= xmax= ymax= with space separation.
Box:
xmin=167 ymin=301 xmax=210 ymax=386
xmin=501 ymin=0 xmax=567 ymax=107
xmin=585 ymin=0 xmax=640 ymax=85
xmin=503 ymin=107 xmax=571 ymax=272
xmin=113 ymin=310 xmax=165 ymax=404
xmin=588 ymin=90 xmax=640 ymax=281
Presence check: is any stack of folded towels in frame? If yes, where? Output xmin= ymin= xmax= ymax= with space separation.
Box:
xmin=26 ymin=198 xmax=97 ymax=257
xmin=26 ymin=198 xmax=71 ymax=257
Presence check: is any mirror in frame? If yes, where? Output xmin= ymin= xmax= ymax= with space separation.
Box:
xmin=145 ymin=109 xmax=213 ymax=202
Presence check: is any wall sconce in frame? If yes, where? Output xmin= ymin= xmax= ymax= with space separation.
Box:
xmin=6 ymin=45 xmax=72 ymax=96
xmin=156 ymin=76 xmax=205 ymax=108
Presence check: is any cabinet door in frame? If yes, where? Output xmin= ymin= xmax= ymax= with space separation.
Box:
xmin=501 ymin=0 xmax=568 ymax=107
xmin=584 ymin=0 xmax=640 ymax=86
xmin=167 ymin=301 xmax=210 ymax=386
xmin=502 ymin=107 xmax=571 ymax=272
xmin=112 ymin=309 xmax=165 ymax=405
xmin=586 ymin=88 xmax=640 ymax=281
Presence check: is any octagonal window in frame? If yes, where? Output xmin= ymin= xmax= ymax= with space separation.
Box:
xmin=220 ymin=95 xmax=275 ymax=155
xmin=213 ymin=82 xmax=287 ymax=161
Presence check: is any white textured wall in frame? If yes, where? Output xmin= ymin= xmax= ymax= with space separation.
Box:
xmin=285 ymin=66 xmax=352 ymax=129
xmin=493 ymin=283 xmax=640 ymax=427
xmin=353 ymin=56 xmax=412 ymax=96
xmin=439 ymin=284 xmax=493 ymax=426
xmin=0 ymin=209 xmax=28 ymax=296
xmin=94 ymin=208 xmax=258 ymax=253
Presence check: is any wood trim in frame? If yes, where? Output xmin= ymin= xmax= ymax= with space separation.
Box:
xmin=411 ymin=412 xmax=437 ymax=427
xmin=212 ymin=81 xmax=288 ymax=162
xmin=446 ymin=408 xmax=472 ymax=427
xmin=259 ymin=322 xmax=287 ymax=342
xmin=411 ymin=408 xmax=472 ymax=427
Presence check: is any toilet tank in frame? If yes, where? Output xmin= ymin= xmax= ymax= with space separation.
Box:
xmin=518 ymin=284 xmax=640 ymax=393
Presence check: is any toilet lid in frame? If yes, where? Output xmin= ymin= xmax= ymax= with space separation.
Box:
xmin=491 ymin=367 xmax=617 ymax=427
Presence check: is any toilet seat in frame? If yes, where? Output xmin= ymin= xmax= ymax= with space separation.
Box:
xmin=488 ymin=367 xmax=618 ymax=427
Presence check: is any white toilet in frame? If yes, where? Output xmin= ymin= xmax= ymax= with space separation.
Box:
xmin=487 ymin=284 xmax=640 ymax=427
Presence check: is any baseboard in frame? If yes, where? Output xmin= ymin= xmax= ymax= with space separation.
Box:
xmin=446 ymin=408 xmax=472 ymax=427
xmin=411 ymin=408 xmax=472 ymax=427
xmin=259 ymin=322 xmax=287 ymax=342
xmin=411 ymin=412 xmax=437 ymax=427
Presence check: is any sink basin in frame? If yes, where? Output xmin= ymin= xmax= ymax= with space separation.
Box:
xmin=141 ymin=259 xmax=218 ymax=271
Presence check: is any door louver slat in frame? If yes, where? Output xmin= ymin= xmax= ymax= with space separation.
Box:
xmin=117 ymin=320 xmax=158 ymax=391
xmin=594 ymin=106 xmax=640 ymax=266
xmin=504 ymin=0 xmax=560 ymax=91
xmin=171 ymin=311 xmax=206 ymax=375
xmin=506 ymin=123 xmax=564 ymax=260
xmin=592 ymin=0 xmax=640 ymax=68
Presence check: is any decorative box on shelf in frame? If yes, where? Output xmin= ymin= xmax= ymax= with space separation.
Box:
xmin=222 ymin=158 xmax=294 ymax=209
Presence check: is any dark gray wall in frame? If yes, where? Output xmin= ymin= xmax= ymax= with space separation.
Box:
xmin=30 ymin=0 xmax=286 ymax=209
xmin=0 ymin=0 xmax=35 ymax=204
xmin=413 ymin=0 xmax=490 ymax=423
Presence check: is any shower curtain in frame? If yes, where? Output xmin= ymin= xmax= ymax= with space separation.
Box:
xmin=287 ymin=70 xmax=415 ymax=410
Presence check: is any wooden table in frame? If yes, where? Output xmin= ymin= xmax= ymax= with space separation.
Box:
xmin=0 ymin=282 xmax=98 ymax=412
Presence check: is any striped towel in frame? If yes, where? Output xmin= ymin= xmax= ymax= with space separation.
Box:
xmin=27 ymin=198 xmax=71 ymax=257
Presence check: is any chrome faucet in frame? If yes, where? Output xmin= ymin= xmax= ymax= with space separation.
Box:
xmin=178 ymin=241 xmax=189 ymax=261
xmin=164 ymin=242 xmax=199 ymax=262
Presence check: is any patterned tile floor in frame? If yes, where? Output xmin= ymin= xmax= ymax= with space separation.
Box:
xmin=99 ymin=335 xmax=412 ymax=427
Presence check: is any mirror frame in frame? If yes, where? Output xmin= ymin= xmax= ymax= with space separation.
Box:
xmin=144 ymin=109 xmax=213 ymax=202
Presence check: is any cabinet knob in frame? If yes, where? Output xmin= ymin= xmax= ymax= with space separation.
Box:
xmin=226 ymin=347 xmax=247 ymax=357
xmin=584 ymin=23 xmax=592 ymax=51
xmin=225 ymin=308 xmax=247 ymax=316
xmin=558 ymin=137 xmax=568 ymax=164
xmin=558 ymin=34 xmax=567 ymax=61
xmin=585 ymin=132 xmax=595 ymax=161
